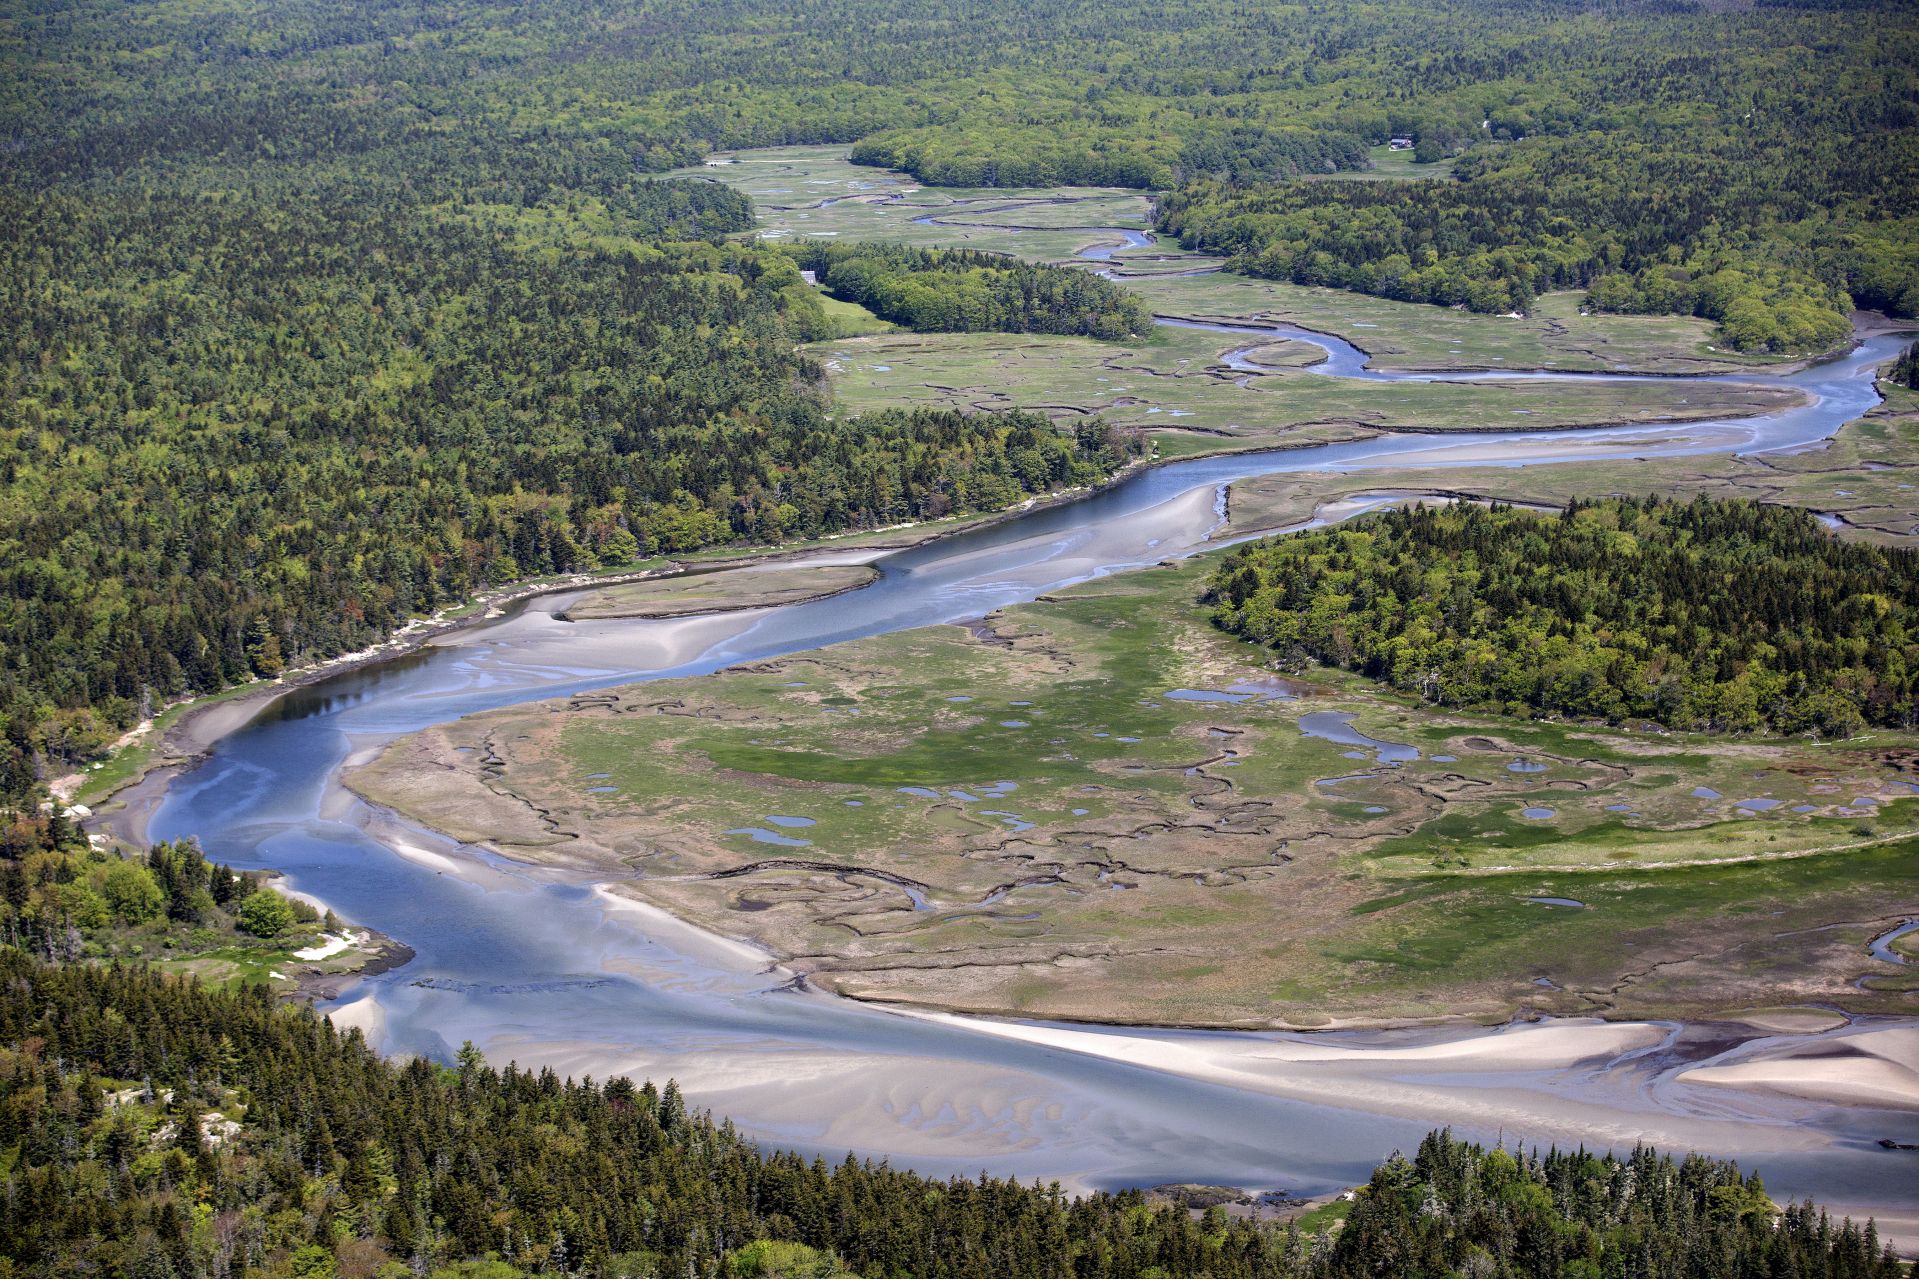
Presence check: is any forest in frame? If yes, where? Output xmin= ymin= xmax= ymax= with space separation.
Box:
xmin=0 ymin=948 xmax=1905 ymax=1279
xmin=1147 ymin=10 xmax=1919 ymax=348
xmin=1208 ymin=497 xmax=1919 ymax=737
xmin=7 ymin=1 xmax=1919 ymax=1269
xmin=1155 ymin=167 xmax=1860 ymax=348
xmin=787 ymin=243 xmax=1152 ymax=338
xmin=0 ymin=168 xmax=1138 ymax=786
xmin=1 ymin=826 xmax=329 ymax=968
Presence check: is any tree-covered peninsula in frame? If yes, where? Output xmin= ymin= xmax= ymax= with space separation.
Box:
xmin=1210 ymin=497 xmax=1919 ymax=736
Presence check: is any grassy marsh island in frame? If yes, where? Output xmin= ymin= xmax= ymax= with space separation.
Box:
xmin=349 ymin=551 xmax=1919 ymax=1028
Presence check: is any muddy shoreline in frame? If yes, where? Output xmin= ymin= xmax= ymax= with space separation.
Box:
xmin=557 ymin=564 xmax=882 ymax=622
xmin=77 ymin=467 xmax=1166 ymax=849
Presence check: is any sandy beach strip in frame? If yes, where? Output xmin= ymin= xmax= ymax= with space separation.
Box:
xmin=1679 ymin=1025 xmax=1919 ymax=1111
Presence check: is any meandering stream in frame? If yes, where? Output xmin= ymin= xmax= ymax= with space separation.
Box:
xmin=143 ymin=214 xmax=1918 ymax=1228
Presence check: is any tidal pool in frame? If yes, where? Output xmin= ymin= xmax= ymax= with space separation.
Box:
xmin=1298 ymin=711 xmax=1420 ymax=764
xmin=724 ymin=827 xmax=813 ymax=847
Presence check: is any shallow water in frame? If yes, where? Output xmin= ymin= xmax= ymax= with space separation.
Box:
xmin=144 ymin=222 xmax=1918 ymax=1216
xmin=1869 ymin=920 xmax=1919 ymax=965
xmin=1298 ymin=711 xmax=1420 ymax=764
xmin=723 ymin=827 xmax=813 ymax=847
xmin=1165 ymin=688 xmax=1252 ymax=703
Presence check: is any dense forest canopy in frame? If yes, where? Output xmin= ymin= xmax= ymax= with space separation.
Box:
xmin=787 ymin=243 xmax=1153 ymax=338
xmin=5 ymin=3 xmax=1919 ymax=1271
xmin=1209 ymin=497 xmax=1919 ymax=737
xmin=0 ymin=949 xmax=1904 ymax=1278
xmin=1 ymin=829 xmax=331 ymax=965
xmin=0 ymin=178 xmax=1138 ymax=779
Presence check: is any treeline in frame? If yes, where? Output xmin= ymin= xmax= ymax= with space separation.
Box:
xmin=788 ymin=242 xmax=1152 ymax=338
xmin=1157 ymin=169 xmax=1857 ymax=348
xmin=1208 ymin=497 xmax=1919 ymax=737
xmin=851 ymin=124 xmax=1369 ymax=190
xmin=1330 ymin=1130 xmax=1902 ymax=1279
xmin=0 ymin=949 xmax=1904 ymax=1279
xmin=1 ymin=834 xmax=319 ymax=966
xmin=1893 ymin=342 xmax=1919 ymax=392
xmin=1156 ymin=138 xmax=1883 ymax=350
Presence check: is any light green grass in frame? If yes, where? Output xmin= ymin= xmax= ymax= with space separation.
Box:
xmin=815 ymin=293 xmax=899 ymax=338
xmin=813 ymin=324 xmax=1800 ymax=441
xmin=1311 ymin=143 xmax=1457 ymax=181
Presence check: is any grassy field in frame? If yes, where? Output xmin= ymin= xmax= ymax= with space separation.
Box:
xmin=817 ymin=325 xmax=1801 ymax=447
xmin=1125 ymin=277 xmax=1783 ymax=375
xmin=349 ymin=553 xmax=1919 ymax=1027
xmin=667 ymin=145 xmax=1813 ymax=463
xmin=1223 ymin=381 xmax=1919 ymax=547
xmin=1311 ymin=143 xmax=1458 ymax=181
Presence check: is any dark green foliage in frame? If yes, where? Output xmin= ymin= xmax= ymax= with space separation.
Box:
xmin=1159 ymin=175 xmax=1577 ymax=316
xmin=1892 ymin=341 xmax=1919 ymax=392
xmin=1321 ymin=1130 xmax=1904 ymax=1279
xmin=790 ymin=242 xmax=1152 ymax=338
xmin=1210 ymin=497 xmax=1919 ymax=736
xmin=1 ymin=836 xmax=281 ymax=961
xmin=853 ymin=125 xmax=1368 ymax=189
xmin=0 ymin=950 xmax=1308 ymax=1278
xmin=1157 ymin=143 xmax=1877 ymax=349
xmin=1152 ymin=5 xmax=1919 ymax=349
xmin=0 ymin=952 xmax=1903 ymax=1278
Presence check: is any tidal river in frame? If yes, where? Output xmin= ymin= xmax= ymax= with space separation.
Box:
xmin=148 ymin=315 xmax=1918 ymax=1234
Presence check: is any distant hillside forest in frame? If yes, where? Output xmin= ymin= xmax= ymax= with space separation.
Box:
xmin=0 ymin=949 xmax=1905 ymax=1279
xmin=1209 ymin=497 xmax=1919 ymax=737
xmin=787 ymin=243 xmax=1153 ymax=338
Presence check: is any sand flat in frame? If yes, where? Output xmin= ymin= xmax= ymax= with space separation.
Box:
xmin=1680 ymin=1025 xmax=1919 ymax=1111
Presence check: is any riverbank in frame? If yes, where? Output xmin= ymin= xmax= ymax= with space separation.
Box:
xmin=559 ymin=564 xmax=882 ymax=621
xmin=335 ymin=781 xmax=1919 ymax=1242
xmin=72 ymin=460 xmax=1162 ymax=851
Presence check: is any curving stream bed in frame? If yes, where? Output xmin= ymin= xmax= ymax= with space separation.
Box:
xmin=142 ymin=223 xmax=1918 ymax=1233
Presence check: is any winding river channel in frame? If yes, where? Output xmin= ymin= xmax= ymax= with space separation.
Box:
xmin=142 ymin=223 xmax=1918 ymax=1230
